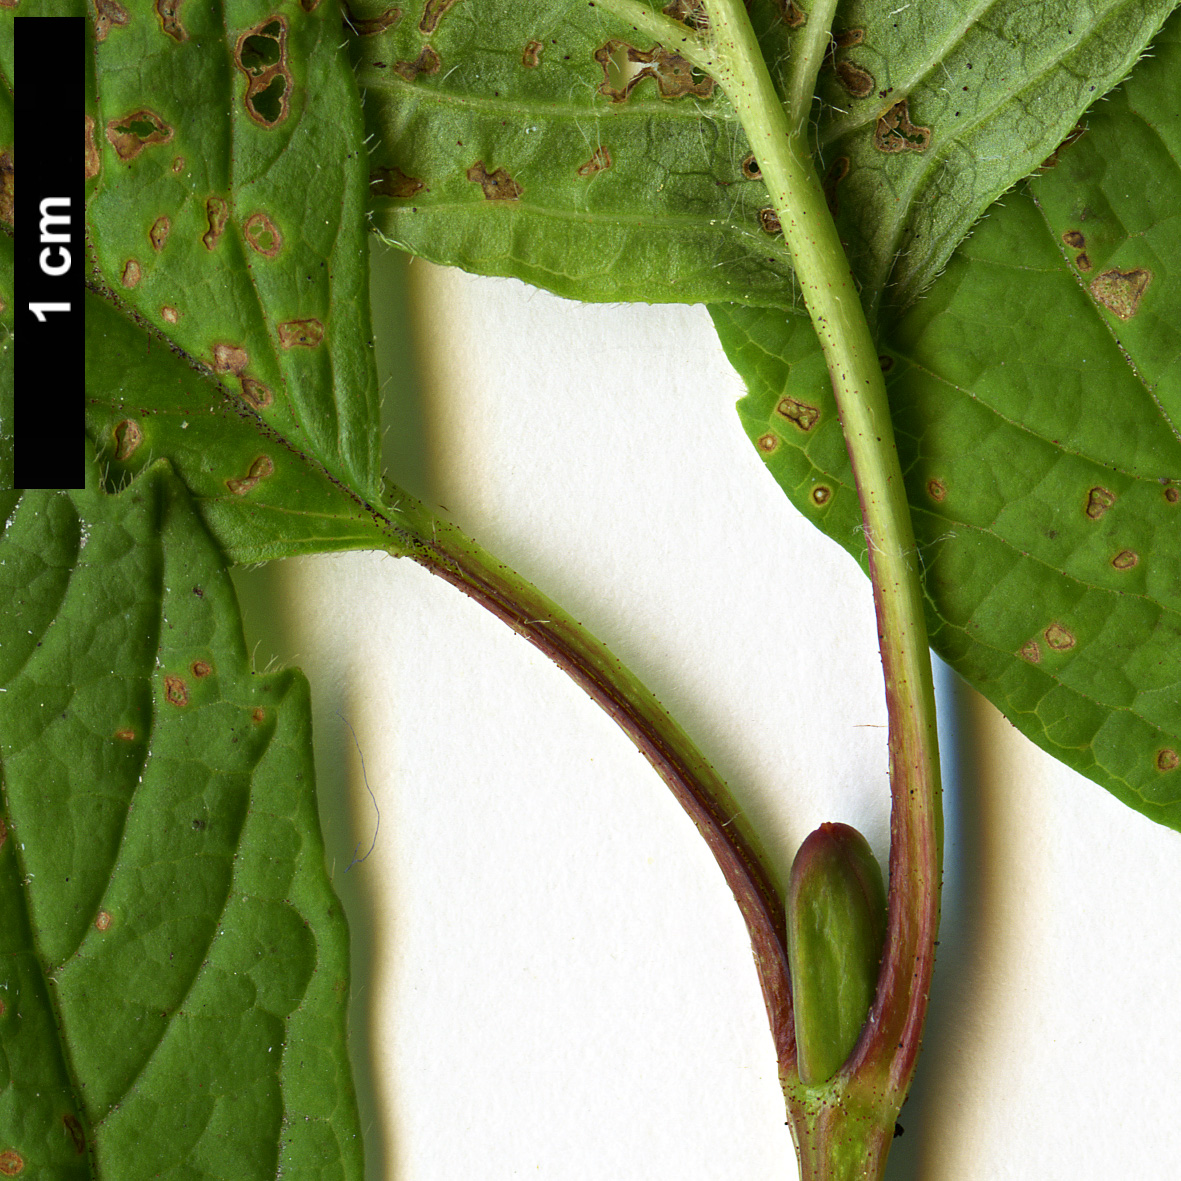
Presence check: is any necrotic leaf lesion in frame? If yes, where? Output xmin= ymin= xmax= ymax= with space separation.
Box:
xmin=106 ymin=109 xmax=174 ymax=161
xmin=234 ymin=17 xmax=292 ymax=128
xmin=467 ymin=161 xmax=523 ymax=200
xmin=594 ymin=39 xmax=715 ymax=103
xmin=873 ymin=100 xmax=931 ymax=153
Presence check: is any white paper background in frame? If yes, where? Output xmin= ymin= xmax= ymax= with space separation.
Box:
xmin=232 ymin=244 xmax=1181 ymax=1180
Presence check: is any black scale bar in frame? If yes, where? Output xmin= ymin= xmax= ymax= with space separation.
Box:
xmin=15 ymin=17 xmax=85 ymax=490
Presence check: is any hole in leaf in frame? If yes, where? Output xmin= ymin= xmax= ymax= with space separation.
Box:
xmin=594 ymin=38 xmax=714 ymax=103
xmin=250 ymin=74 xmax=287 ymax=125
xmin=874 ymin=100 xmax=931 ymax=153
xmin=106 ymin=108 xmax=174 ymax=160
xmin=234 ymin=16 xmax=292 ymax=127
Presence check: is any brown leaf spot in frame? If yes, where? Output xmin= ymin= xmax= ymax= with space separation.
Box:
xmin=467 ymin=160 xmax=523 ymax=201
xmin=351 ymin=5 xmax=402 ymax=34
xmin=0 ymin=818 xmax=6 ymax=850
xmin=227 ymin=454 xmax=275 ymax=495
xmin=741 ymin=154 xmax=761 ymax=180
xmin=213 ymin=344 xmax=250 ymax=374
xmin=164 ymin=674 xmax=189 ymax=705
xmin=758 ymin=207 xmax=781 ymax=235
xmin=156 ymin=0 xmax=187 ymax=41
xmin=240 ymin=376 xmax=274 ymax=409
xmin=1166 ymin=486 xmax=1180 ymax=504
xmin=252 ymin=707 xmax=266 ymax=724
xmin=756 ymin=432 xmax=778 ymax=453
xmin=191 ymin=660 xmax=213 ymax=678
xmin=1085 ymin=485 xmax=1115 ymax=519
xmin=811 ymin=485 xmax=832 ymax=506
xmin=577 ymin=146 xmax=612 ymax=177
xmin=301 ymin=0 xmax=322 ymax=9
xmin=1062 ymin=230 xmax=1085 ymax=249
xmin=879 ymin=355 xmax=894 ymax=372
xmin=120 ymin=259 xmax=141 ymax=287
xmin=1019 ymin=639 xmax=1041 ymax=663
xmin=203 ymin=195 xmax=229 ymax=250
xmin=161 ymin=305 xmax=179 ymax=324
xmin=149 ymin=215 xmax=171 ymax=251
xmin=393 ymin=45 xmax=441 ymax=80
xmin=0 ymin=151 xmax=12 ymax=228
xmin=63 ymin=1114 xmax=85 ymax=1155
xmin=822 ymin=155 xmax=849 ymax=217
xmin=594 ymin=39 xmax=715 ymax=103
xmin=115 ymin=728 xmax=136 ymax=741
xmin=419 ymin=0 xmax=461 ymax=33
xmin=779 ymin=0 xmax=806 ymax=27
xmin=85 ymin=117 xmax=100 ymax=181
xmin=775 ymin=395 xmax=819 ymax=431
xmin=94 ymin=910 xmax=112 ymax=931
xmin=663 ymin=0 xmax=708 ymax=27
xmin=1075 ymin=252 xmax=1092 ymax=272
xmin=1039 ymin=123 xmax=1086 ymax=170
xmin=1111 ymin=549 xmax=1138 ymax=570
xmin=370 ymin=166 xmax=428 ymax=199
xmin=1089 ymin=268 xmax=1152 ymax=320
xmin=278 ymin=319 xmax=325 ymax=348
xmin=835 ymin=60 xmax=874 ymax=98
xmin=927 ymin=478 xmax=947 ymax=501
xmin=0 ymin=1150 xmax=24 ymax=1175
xmin=1158 ymin=749 xmax=1180 ymax=772
xmin=833 ymin=28 xmax=865 ymax=48
xmin=522 ymin=39 xmax=543 ymax=67
xmin=107 ymin=108 xmax=174 ymax=161
xmin=171 ymin=156 xmax=185 ymax=173
xmin=94 ymin=0 xmax=129 ymax=41
xmin=1043 ymin=622 xmax=1075 ymax=651
xmin=243 ymin=211 xmax=283 ymax=256
xmin=874 ymin=100 xmax=931 ymax=154
xmin=114 ymin=418 xmax=143 ymax=460
xmin=234 ymin=17 xmax=292 ymax=128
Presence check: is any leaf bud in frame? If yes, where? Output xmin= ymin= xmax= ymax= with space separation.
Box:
xmin=786 ymin=822 xmax=887 ymax=1084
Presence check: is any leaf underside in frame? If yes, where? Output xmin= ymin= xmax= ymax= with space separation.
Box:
xmin=354 ymin=0 xmax=1181 ymax=826
xmin=718 ymin=8 xmax=1181 ymax=827
xmin=355 ymin=0 xmax=1177 ymax=319
xmin=0 ymin=457 xmax=362 ymax=1180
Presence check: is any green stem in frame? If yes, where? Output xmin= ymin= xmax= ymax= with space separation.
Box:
xmin=784 ymin=0 xmax=839 ymax=137
xmin=380 ymin=491 xmax=798 ymax=1068
xmin=692 ymin=0 xmax=943 ymax=1174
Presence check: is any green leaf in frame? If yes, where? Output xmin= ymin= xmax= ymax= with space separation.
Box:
xmin=354 ymin=0 xmax=796 ymax=305
xmin=81 ymin=0 xmax=389 ymax=559
xmin=355 ymin=0 xmax=1176 ymax=315
xmin=813 ymin=0 xmax=1180 ymax=317
xmin=718 ymin=8 xmax=1181 ymax=828
xmin=0 ymin=455 xmax=362 ymax=1180
xmin=84 ymin=287 xmax=392 ymax=565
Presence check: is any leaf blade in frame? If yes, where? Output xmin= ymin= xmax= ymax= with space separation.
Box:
xmin=0 ymin=457 xmax=363 ymax=1179
xmin=83 ymin=0 xmax=387 ymax=555
xmin=718 ymin=9 xmax=1181 ymax=826
xmin=356 ymin=0 xmax=798 ymax=306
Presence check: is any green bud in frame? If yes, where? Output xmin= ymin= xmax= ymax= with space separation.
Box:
xmin=786 ymin=822 xmax=888 ymax=1085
